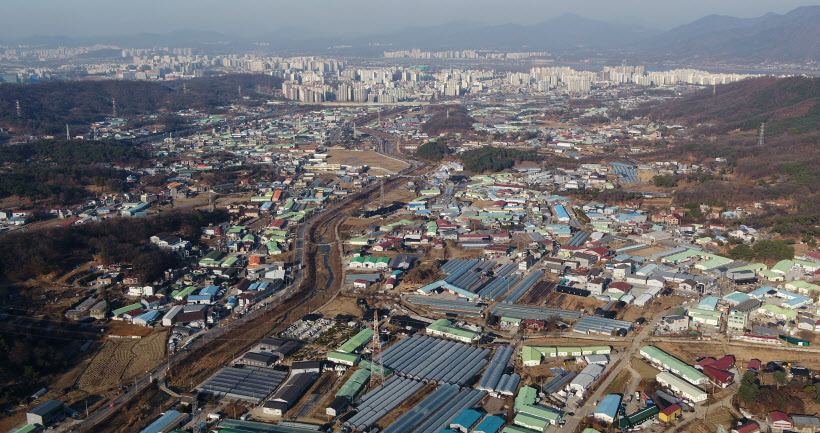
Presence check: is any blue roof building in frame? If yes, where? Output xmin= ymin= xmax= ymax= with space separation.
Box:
xmin=593 ymin=394 xmax=621 ymax=424
xmin=139 ymin=410 xmax=187 ymax=433
xmin=474 ymin=415 xmax=506 ymax=433
xmin=698 ymin=296 xmax=719 ymax=311
xmin=450 ymin=409 xmax=483 ymax=433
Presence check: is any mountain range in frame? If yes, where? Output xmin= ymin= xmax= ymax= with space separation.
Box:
xmin=4 ymin=6 xmax=818 ymax=64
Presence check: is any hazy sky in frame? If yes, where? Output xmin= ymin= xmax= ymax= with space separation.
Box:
xmin=1 ymin=0 xmax=817 ymax=40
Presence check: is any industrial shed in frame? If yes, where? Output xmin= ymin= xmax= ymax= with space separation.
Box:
xmin=196 ymin=365 xmax=287 ymax=403
xmin=344 ymin=376 xmax=425 ymax=430
xmin=656 ymin=371 xmax=708 ymax=402
xmin=264 ymin=373 xmax=316 ymax=416
xmin=593 ymin=394 xmax=621 ymax=424
xmin=381 ymin=384 xmax=486 ymax=433
xmin=641 ymin=346 xmax=707 ymax=385
xmin=491 ymin=303 xmax=581 ymax=322
xmin=572 ymin=315 xmax=633 ymax=336
xmin=380 ymin=335 xmax=490 ymax=385
xmin=239 ymin=352 xmax=278 ymax=368
xmin=138 ymin=410 xmax=188 ymax=433
xmin=337 ymin=328 xmax=374 ymax=353
xmin=407 ymin=296 xmax=486 ymax=316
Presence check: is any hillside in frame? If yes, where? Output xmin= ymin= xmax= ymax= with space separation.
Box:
xmin=637 ymin=76 xmax=819 ymax=135
xmin=640 ymin=6 xmax=820 ymax=63
xmin=0 ymin=74 xmax=282 ymax=135
xmin=421 ymin=106 xmax=475 ymax=136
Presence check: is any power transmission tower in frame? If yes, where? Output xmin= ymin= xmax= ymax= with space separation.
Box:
xmin=369 ymin=311 xmax=385 ymax=388
xmin=15 ymin=100 xmax=20 ymax=117
xmin=759 ymin=123 xmax=765 ymax=147
xmin=380 ymin=180 xmax=385 ymax=208
xmin=66 ymin=124 xmax=70 ymax=141
xmin=112 ymin=98 xmax=117 ymax=117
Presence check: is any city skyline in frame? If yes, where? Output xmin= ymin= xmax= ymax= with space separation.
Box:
xmin=1 ymin=0 xmax=817 ymax=41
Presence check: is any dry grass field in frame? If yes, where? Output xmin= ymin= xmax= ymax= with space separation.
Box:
xmin=326 ymin=149 xmax=409 ymax=173
xmin=77 ymin=330 xmax=167 ymax=394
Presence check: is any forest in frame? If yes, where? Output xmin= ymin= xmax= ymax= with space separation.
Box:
xmin=458 ymin=146 xmax=537 ymax=172
xmin=420 ymin=105 xmax=476 ymax=136
xmin=0 ymin=209 xmax=228 ymax=284
xmin=0 ymin=139 xmax=147 ymax=203
xmin=0 ymin=74 xmax=282 ymax=135
xmin=415 ymin=141 xmax=450 ymax=161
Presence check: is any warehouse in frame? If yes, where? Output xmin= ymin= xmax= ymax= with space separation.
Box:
xmin=593 ymin=394 xmax=621 ymax=424
xmin=426 ymin=319 xmax=480 ymax=343
xmin=568 ymin=363 xmax=605 ymax=395
xmin=618 ymin=405 xmax=660 ymax=428
xmin=335 ymin=369 xmax=370 ymax=400
xmin=450 ymin=409 xmax=483 ymax=432
xmin=326 ymin=396 xmax=349 ymax=417
xmin=26 ymin=400 xmax=66 ymax=427
xmin=263 ymin=373 xmax=316 ymax=416
xmin=473 ymin=415 xmax=506 ymax=433
xmin=640 ymin=346 xmax=707 ymax=385
xmin=161 ymin=305 xmax=183 ymax=327
xmin=656 ymin=371 xmax=708 ymax=402
xmin=238 ymin=352 xmax=277 ymax=368
xmin=338 ymin=328 xmax=374 ymax=353
xmin=572 ymin=315 xmax=633 ymax=336
xmin=138 ymin=410 xmax=188 ymax=433
xmin=328 ymin=351 xmax=361 ymax=366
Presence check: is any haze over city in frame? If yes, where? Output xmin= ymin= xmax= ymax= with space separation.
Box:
xmin=1 ymin=0 xmax=818 ymax=39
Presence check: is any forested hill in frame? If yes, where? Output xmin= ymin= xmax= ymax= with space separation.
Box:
xmin=421 ymin=106 xmax=475 ymax=136
xmin=636 ymin=76 xmax=819 ymax=136
xmin=0 ymin=74 xmax=282 ymax=135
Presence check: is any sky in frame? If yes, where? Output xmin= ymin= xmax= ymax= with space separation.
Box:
xmin=1 ymin=0 xmax=817 ymax=40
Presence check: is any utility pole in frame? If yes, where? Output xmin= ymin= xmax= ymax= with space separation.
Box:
xmin=370 ymin=311 xmax=385 ymax=388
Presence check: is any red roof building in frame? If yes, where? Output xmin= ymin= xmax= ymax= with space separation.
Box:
xmin=747 ymin=358 xmax=761 ymax=373
xmin=609 ymin=282 xmax=633 ymax=291
xmin=767 ymin=411 xmax=792 ymax=431
xmin=711 ymin=355 xmax=736 ymax=371
xmin=703 ymin=365 xmax=734 ymax=387
xmin=731 ymin=421 xmax=760 ymax=433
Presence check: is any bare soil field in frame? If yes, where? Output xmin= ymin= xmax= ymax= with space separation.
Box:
xmin=318 ymin=295 xmax=364 ymax=318
xmin=326 ymin=149 xmax=409 ymax=173
xmin=542 ymin=293 xmax=605 ymax=312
